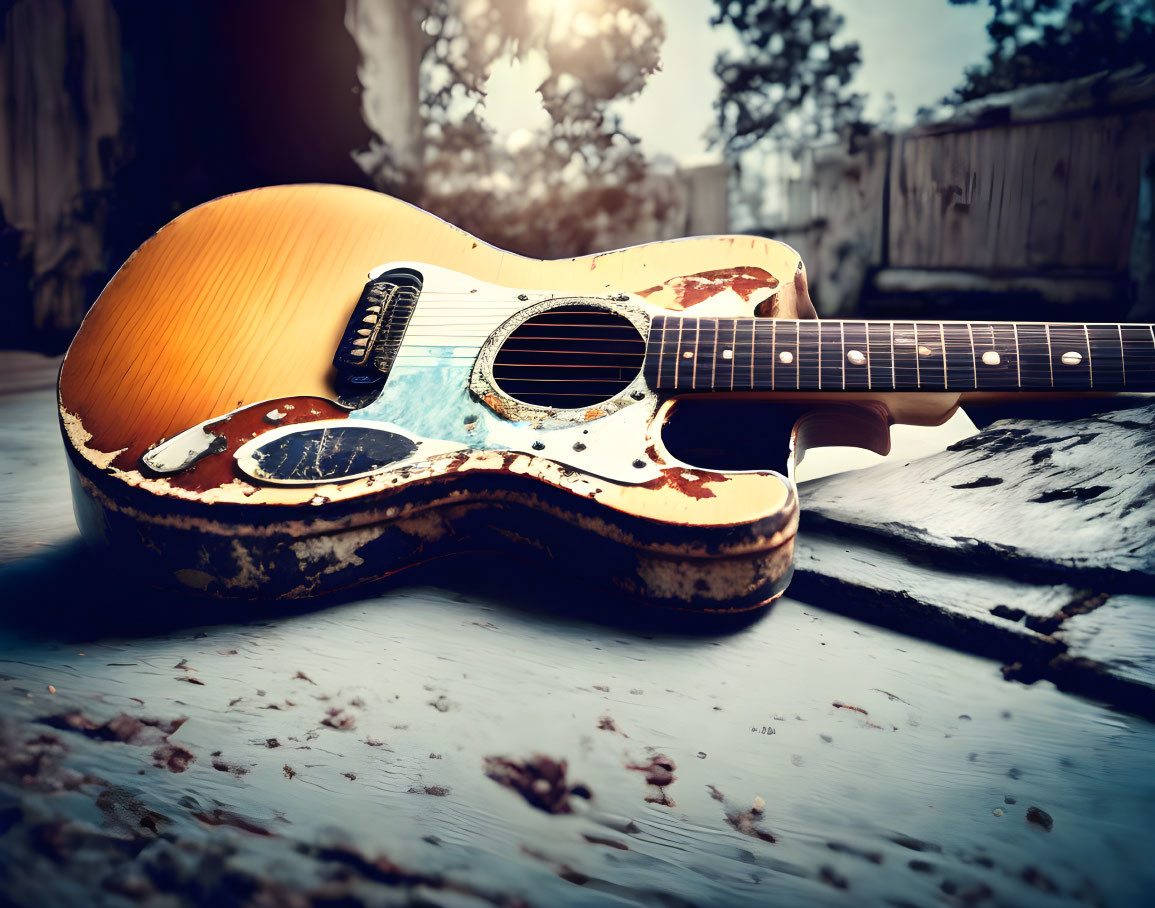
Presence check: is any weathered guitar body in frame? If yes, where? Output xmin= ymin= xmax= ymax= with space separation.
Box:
xmin=58 ymin=185 xmax=1155 ymax=610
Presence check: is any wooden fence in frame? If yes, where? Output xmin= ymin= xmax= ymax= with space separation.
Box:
xmin=753 ymin=67 xmax=1155 ymax=320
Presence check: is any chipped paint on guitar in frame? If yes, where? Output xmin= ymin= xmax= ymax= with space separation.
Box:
xmin=59 ymin=185 xmax=849 ymax=610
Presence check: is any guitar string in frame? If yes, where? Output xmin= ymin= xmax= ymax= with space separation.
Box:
xmin=388 ymin=314 xmax=1149 ymax=386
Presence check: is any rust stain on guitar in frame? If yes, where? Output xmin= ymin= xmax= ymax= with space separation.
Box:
xmin=153 ymin=397 xmax=349 ymax=494
xmin=636 ymin=266 xmax=780 ymax=310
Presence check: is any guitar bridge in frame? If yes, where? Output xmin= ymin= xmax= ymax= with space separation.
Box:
xmin=333 ymin=267 xmax=422 ymax=408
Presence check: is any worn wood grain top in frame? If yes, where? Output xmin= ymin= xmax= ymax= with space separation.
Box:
xmin=2 ymin=352 xmax=1154 ymax=906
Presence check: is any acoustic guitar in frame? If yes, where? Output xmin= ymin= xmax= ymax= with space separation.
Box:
xmin=58 ymin=185 xmax=1155 ymax=611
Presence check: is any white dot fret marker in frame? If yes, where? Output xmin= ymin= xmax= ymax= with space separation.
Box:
xmin=1061 ymin=351 xmax=1082 ymax=365
xmin=982 ymin=351 xmax=1001 ymax=366
xmin=779 ymin=351 xmax=793 ymax=364
xmin=682 ymin=350 xmax=694 ymax=359
xmin=722 ymin=349 xmax=733 ymax=360
xmin=847 ymin=349 xmax=865 ymax=366
xmin=918 ymin=345 xmax=932 ymax=357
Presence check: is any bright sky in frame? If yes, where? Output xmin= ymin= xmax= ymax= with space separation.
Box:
xmin=485 ymin=0 xmax=994 ymax=161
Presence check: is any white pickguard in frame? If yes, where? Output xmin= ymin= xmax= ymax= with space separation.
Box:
xmin=353 ymin=262 xmax=666 ymax=484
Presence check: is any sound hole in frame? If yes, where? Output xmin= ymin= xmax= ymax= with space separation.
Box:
xmin=492 ymin=305 xmax=645 ymax=408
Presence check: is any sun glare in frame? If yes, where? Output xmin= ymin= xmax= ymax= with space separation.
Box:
xmin=483 ymin=51 xmax=551 ymax=140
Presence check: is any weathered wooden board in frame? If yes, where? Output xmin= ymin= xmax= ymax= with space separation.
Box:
xmin=888 ymin=110 xmax=1155 ymax=272
xmin=799 ymin=400 xmax=1155 ymax=587
xmin=793 ymin=398 xmax=1155 ymax=716
xmin=0 ymin=354 xmax=76 ymax=563
xmin=5 ymin=571 xmax=1155 ymax=907
xmin=3 ymin=352 xmax=1155 ymax=905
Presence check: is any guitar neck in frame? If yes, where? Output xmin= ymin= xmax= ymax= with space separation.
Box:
xmin=643 ymin=318 xmax=1155 ymax=393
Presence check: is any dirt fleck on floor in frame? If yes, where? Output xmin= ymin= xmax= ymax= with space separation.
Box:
xmin=37 ymin=712 xmax=186 ymax=748
xmin=483 ymin=755 xmax=590 ymax=814
xmin=152 ymin=744 xmax=195 ymax=773
xmin=321 ymin=708 xmax=356 ymax=730
xmin=193 ymin=808 xmax=275 ymax=837
xmin=211 ymin=757 xmax=249 ymax=777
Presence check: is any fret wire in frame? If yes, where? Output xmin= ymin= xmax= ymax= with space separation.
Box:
xmin=771 ymin=317 xmax=777 ymax=390
xmin=796 ymin=320 xmax=800 ymax=389
xmin=1045 ymin=324 xmax=1054 ymax=387
xmin=749 ymin=318 xmax=755 ymax=389
xmin=711 ymin=318 xmax=718 ymax=390
xmin=1119 ymin=324 xmax=1126 ymax=386
xmin=650 ymin=321 xmax=659 ymax=389
xmin=865 ymin=321 xmax=872 ymax=390
xmin=889 ymin=323 xmax=895 ymax=389
xmin=674 ymin=318 xmax=685 ymax=387
xmin=691 ymin=319 xmax=699 ymax=390
xmin=914 ymin=322 xmax=921 ymax=388
xmin=966 ymin=323 xmax=977 ymax=388
xmin=1014 ymin=323 xmax=1022 ymax=387
xmin=818 ymin=322 xmax=823 ymax=390
xmin=662 ymin=319 xmax=669 ymax=389
xmin=729 ymin=318 xmax=736 ymax=390
xmin=939 ymin=323 xmax=948 ymax=389
xmin=840 ymin=321 xmax=846 ymax=390
xmin=1084 ymin=323 xmax=1093 ymax=389
xmin=727 ymin=318 xmax=736 ymax=391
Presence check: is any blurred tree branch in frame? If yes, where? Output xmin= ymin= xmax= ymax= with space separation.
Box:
xmin=946 ymin=0 xmax=1155 ymax=103
xmin=348 ymin=0 xmax=683 ymax=258
xmin=710 ymin=0 xmax=866 ymax=154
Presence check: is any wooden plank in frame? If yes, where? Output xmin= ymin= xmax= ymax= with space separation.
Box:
xmin=800 ymin=400 xmax=1155 ymax=587
xmin=1105 ymin=117 xmax=1145 ymax=271
xmin=1024 ymin=121 xmax=1073 ymax=268
xmin=1054 ymin=594 xmax=1155 ymax=695
xmin=4 ymin=570 xmax=1155 ymax=905
xmin=968 ymin=127 xmax=999 ymax=270
xmin=1058 ymin=112 xmax=1099 ymax=269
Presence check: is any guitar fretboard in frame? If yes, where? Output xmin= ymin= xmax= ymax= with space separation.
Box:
xmin=643 ymin=318 xmax=1155 ymax=392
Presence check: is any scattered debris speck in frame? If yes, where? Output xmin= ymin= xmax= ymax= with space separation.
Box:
xmin=1026 ymin=806 xmax=1053 ymax=831
xmin=282 ymin=764 xmax=296 ymax=780
xmin=321 ymin=708 xmax=356 ymax=730
xmin=407 ymin=785 xmax=448 ymax=796
xmin=193 ymin=808 xmax=274 ymax=837
xmin=152 ymin=744 xmax=195 ymax=773
xmin=483 ymin=755 xmax=589 ymax=814
xmin=211 ymin=758 xmax=249 ymax=777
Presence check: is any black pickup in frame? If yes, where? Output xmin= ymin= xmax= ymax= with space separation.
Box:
xmin=333 ymin=267 xmax=422 ymax=408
